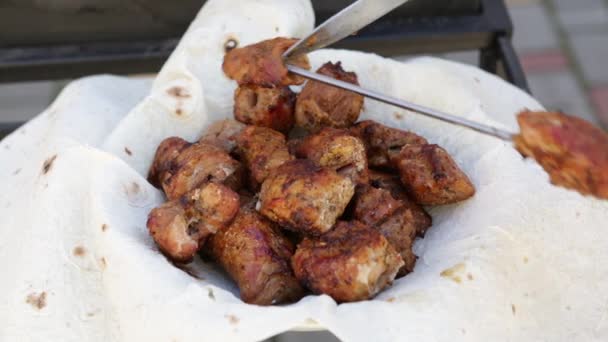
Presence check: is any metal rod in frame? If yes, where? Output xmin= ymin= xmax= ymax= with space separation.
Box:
xmin=287 ymin=64 xmax=516 ymax=141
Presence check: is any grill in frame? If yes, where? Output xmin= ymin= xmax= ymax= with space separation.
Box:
xmin=0 ymin=0 xmax=528 ymax=135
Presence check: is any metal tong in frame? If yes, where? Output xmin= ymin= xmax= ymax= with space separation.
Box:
xmin=283 ymin=0 xmax=517 ymax=141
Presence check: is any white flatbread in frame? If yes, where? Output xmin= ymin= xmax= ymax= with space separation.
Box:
xmin=1 ymin=1 xmax=607 ymax=341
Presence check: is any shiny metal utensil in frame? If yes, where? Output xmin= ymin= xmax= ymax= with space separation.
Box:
xmin=286 ymin=65 xmax=517 ymax=140
xmin=283 ymin=0 xmax=409 ymax=59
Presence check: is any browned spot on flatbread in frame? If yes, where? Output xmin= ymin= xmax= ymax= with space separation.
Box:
xmin=124 ymin=147 xmax=132 ymax=156
xmin=467 ymin=273 xmax=474 ymax=281
xmin=124 ymin=182 xmax=141 ymax=197
xmin=440 ymin=263 xmax=466 ymax=284
xmin=167 ymin=86 xmax=191 ymax=99
xmin=394 ymin=112 xmax=404 ymax=120
xmin=523 ymin=256 xmax=529 ymax=264
xmin=73 ymin=246 xmax=86 ymax=257
xmin=208 ymin=288 xmax=215 ymax=300
xmin=511 ymin=304 xmax=517 ymax=315
xmin=101 ymin=224 xmax=108 ymax=232
xmin=42 ymin=155 xmax=57 ymax=175
xmin=175 ymin=108 xmax=183 ymax=116
xmin=225 ymin=314 xmax=239 ymax=325
xmin=100 ymin=257 xmax=107 ymax=269
xmin=13 ymin=168 xmax=21 ymax=175
xmin=385 ymin=297 xmax=396 ymax=303
xmin=26 ymin=291 xmax=47 ymax=310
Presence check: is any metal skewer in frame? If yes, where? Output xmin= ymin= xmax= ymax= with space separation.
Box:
xmin=287 ymin=64 xmax=517 ymax=141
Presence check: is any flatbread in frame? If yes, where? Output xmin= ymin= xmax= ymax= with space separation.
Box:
xmin=1 ymin=1 xmax=607 ymax=341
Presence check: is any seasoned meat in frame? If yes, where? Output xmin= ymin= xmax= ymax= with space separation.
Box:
xmin=393 ymin=144 xmax=475 ymax=205
xmin=377 ymin=207 xmax=418 ymax=277
xmin=162 ymin=142 xmax=244 ymax=200
xmin=258 ymin=160 xmax=355 ymax=236
xmin=182 ymin=182 xmax=240 ymax=236
xmin=295 ymin=62 xmax=364 ymax=132
xmin=147 ymin=183 xmax=240 ymax=263
xmin=234 ymin=85 xmax=296 ymax=133
xmin=514 ymin=110 xmax=608 ymax=199
xmin=350 ymin=120 xmax=428 ymax=169
xmin=222 ymin=37 xmax=310 ymax=86
xmin=235 ymin=126 xmax=293 ymax=189
xmin=352 ymin=185 xmax=420 ymax=276
xmin=199 ymin=119 xmax=246 ymax=154
xmin=352 ymin=185 xmax=403 ymax=226
xmin=148 ymin=137 xmax=190 ymax=188
xmin=369 ymin=170 xmax=432 ymax=237
xmin=296 ymin=127 xmax=369 ymax=184
xmin=287 ymin=137 xmax=303 ymax=157
xmin=292 ymin=221 xmax=403 ymax=302
xmin=208 ymin=210 xmax=304 ymax=305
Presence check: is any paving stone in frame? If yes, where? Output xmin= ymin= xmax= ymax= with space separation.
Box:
xmin=557 ymin=6 xmax=608 ymax=32
xmin=508 ymin=4 xmax=560 ymax=52
xmin=590 ymin=86 xmax=608 ymax=128
xmin=569 ymin=32 xmax=608 ymax=84
xmin=274 ymin=331 xmax=340 ymax=342
xmin=0 ymin=81 xmax=55 ymax=123
xmin=527 ymin=71 xmax=598 ymax=124
xmin=553 ymin=0 xmax=606 ymax=11
xmin=520 ymin=49 xmax=569 ymax=73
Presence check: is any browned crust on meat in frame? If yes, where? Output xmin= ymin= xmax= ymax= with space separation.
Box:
xmin=234 ymin=85 xmax=296 ymax=133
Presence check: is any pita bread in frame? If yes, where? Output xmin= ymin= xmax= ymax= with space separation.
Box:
xmin=1 ymin=1 xmax=607 ymax=341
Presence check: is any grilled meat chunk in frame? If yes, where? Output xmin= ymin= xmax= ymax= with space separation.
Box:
xmin=198 ymin=119 xmax=246 ymax=154
xmin=350 ymin=120 xmax=428 ymax=169
xmin=296 ymin=127 xmax=369 ymax=184
xmin=393 ymin=144 xmax=475 ymax=205
xmin=376 ymin=207 xmax=418 ymax=276
xmin=236 ymin=126 xmax=293 ymax=189
xmin=162 ymin=142 xmax=244 ymax=200
xmin=208 ymin=209 xmax=304 ymax=305
xmin=514 ymin=110 xmax=608 ymax=199
xmin=222 ymin=37 xmax=310 ymax=86
xmin=369 ymin=170 xmax=432 ymax=237
xmin=295 ymin=62 xmax=364 ymax=132
xmin=148 ymin=137 xmax=190 ymax=188
xmin=258 ymin=160 xmax=355 ymax=236
xmin=292 ymin=221 xmax=403 ymax=302
xmin=147 ymin=183 xmax=240 ymax=263
xmin=234 ymin=85 xmax=296 ymax=133
xmin=352 ymin=185 xmax=403 ymax=227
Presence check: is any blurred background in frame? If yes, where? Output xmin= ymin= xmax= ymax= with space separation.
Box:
xmin=0 ymin=0 xmax=606 ymax=339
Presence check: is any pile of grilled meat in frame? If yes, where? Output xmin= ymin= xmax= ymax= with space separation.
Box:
xmin=146 ymin=38 xmax=476 ymax=305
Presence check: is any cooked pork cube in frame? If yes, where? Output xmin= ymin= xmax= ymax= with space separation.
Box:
xmin=147 ymin=183 xmax=240 ymax=263
xmin=222 ymin=37 xmax=310 ymax=86
xmin=162 ymin=142 xmax=243 ymax=200
xmin=198 ymin=119 xmax=246 ymax=154
xmin=296 ymin=127 xmax=369 ymax=184
xmin=208 ymin=210 xmax=304 ymax=305
xmin=235 ymin=126 xmax=293 ymax=189
xmin=369 ymin=170 xmax=432 ymax=237
xmin=376 ymin=207 xmax=418 ymax=277
xmin=393 ymin=144 xmax=475 ymax=205
xmin=515 ymin=110 xmax=608 ymax=199
xmin=292 ymin=221 xmax=404 ymax=302
xmin=234 ymin=85 xmax=296 ymax=133
xmin=258 ymin=160 xmax=355 ymax=236
xmin=295 ymin=62 xmax=364 ymax=132
xmin=350 ymin=120 xmax=428 ymax=169
xmin=352 ymin=185 xmax=403 ymax=226
xmin=148 ymin=137 xmax=190 ymax=188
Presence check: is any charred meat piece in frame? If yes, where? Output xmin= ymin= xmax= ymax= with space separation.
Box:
xmin=208 ymin=210 xmax=304 ymax=305
xmin=514 ymin=110 xmax=608 ymax=199
xmin=147 ymin=183 xmax=240 ymax=263
xmin=162 ymin=142 xmax=244 ymax=200
xmin=295 ymin=62 xmax=364 ymax=132
xmin=258 ymin=160 xmax=355 ymax=236
xmin=222 ymin=37 xmax=310 ymax=87
xmin=351 ymin=120 xmax=428 ymax=169
xmin=198 ymin=119 xmax=246 ymax=154
xmin=236 ymin=126 xmax=293 ymax=189
xmin=376 ymin=207 xmax=418 ymax=277
xmin=352 ymin=185 xmax=403 ymax=227
xmin=148 ymin=137 xmax=190 ymax=188
xmin=296 ymin=127 xmax=369 ymax=184
xmin=369 ymin=170 xmax=432 ymax=237
xmin=234 ymin=85 xmax=296 ymax=133
xmin=292 ymin=221 xmax=403 ymax=302
xmin=393 ymin=144 xmax=475 ymax=205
